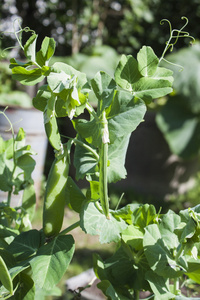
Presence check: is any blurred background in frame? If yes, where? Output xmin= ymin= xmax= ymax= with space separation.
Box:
xmin=1 ymin=0 xmax=200 ymax=211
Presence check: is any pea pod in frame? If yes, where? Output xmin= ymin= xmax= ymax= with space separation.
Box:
xmin=44 ymin=94 xmax=62 ymax=151
xmin=44 ymin=113 xmax=62 ymax=151
xmin=43 ymin=148 xmax=69 ymax=237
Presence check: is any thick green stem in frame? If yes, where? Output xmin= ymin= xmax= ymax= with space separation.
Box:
xmin=173 ymin=277 xmax=179 ymax=295
xmin=99 ymin=142 xmax=110 ymax=219
xmin=134 ymin=290 xmax=140 ymax=300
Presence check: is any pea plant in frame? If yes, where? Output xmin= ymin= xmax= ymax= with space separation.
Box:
xmin=1 ymin=18 xmax=200 ymax=300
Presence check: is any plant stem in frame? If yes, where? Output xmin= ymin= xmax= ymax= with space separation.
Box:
xmin=85 ymin=102 xmax=99 ymax=121
xmin=173 ymin=277 xmax=179 ymax=295
xmin=134 ymin=290 xmax=140 ymax=300
xmin=58 ymin=221 xmax=80 ymax=236
xmin=99 ymin=141 xmax=110 ymax=219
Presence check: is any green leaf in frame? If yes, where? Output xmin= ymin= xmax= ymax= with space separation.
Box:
xmin=132 ymin=76 xmax=173 ymax=103
xmin=73 ymin=136 xmax=98 ymax=180
xmin=114 ymin=50 xmax=173 ymax=104
xmin=11 ymin=66 xmax=44 ymax=86
xmin=17 ymin=154 xmax=36 ymax=180
xmin=159 ymin=210 xmax=181 ymax=249
xmin=73 ymin=118 xmax=102 ymax=147
xmin=115 ymin=55 xmax=141 ymax=90
xmin=0 ymin=153 xmax=13 ymax=192
xmin=133 ymin=204 xmax=158 ymax=230
xmin=14 ymin=272 xmax=35 ymax=300
xmin=137 ymin=46 xmax=159 ymax=76
xmin=97 ymin=280 xmax=131 ymax=300
xmin=7 ymin=230 xmax=42 ymax=262
xmin=51 ymin=62 xmax=88 ymax=90
xmin=143 ymin=224 xmax=182 ymax=278
xmin=32 ymin=85 xmax=50 ymax=112
xmin=36 ymin=37 xmax=56 ymax=67
xmin=47 ymin=71 xmax=74 ymax=94
xmin=145 ymin=270 xmax=175 ymax=300
xmin=91 ymin=71 xmax=116 ymax=112
xmin=9 ymin=58 xmax=33 ymax=69
xmin=80 ymin=201 xmax=127 ymax=243
xmin=66 ymin=176 xmax=86 ymax=212
xmin=30 ymin=235 xmax=75 ymax=290
xmin=24 ymin=34 xmax=38 ymax=62
xmin=107 ymin=135 xmax=130 ymax=183
xmin=0 ymin=255 xmax=13 ymax=295
xmin=107 ymin=90 xmax=146 ymax=143
xmin=122 ymin=224 xmax=144 ymax=251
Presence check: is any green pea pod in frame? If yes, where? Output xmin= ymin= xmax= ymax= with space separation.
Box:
xmin=44 ymin=114 xmax=62 ymax=151
xmin=43 ymin=148 xmax=69 ymax=237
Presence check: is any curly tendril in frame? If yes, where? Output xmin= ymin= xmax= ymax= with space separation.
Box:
xmin=0 ymin=18 xmax=36 ymax=58
xmin=159 ymin=16 xmax=195 ymax=68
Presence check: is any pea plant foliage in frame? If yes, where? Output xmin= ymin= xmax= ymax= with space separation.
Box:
xmin=0 ymin=18 xmax=200 ymax=300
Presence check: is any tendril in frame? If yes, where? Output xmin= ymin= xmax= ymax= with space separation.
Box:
xmin=159 ymin=17 xmax=195 ymax=67
xmin=0 ymin=18 xmax=36 ymax=58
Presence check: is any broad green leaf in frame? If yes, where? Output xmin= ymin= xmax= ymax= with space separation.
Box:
xmin=89 ymin=180 xmax=100 ymax=200
xmin=47 ymin=71 xmax=73 ymax=94
xmin=115 ymin=54 xmax=141 ymax=90
xmin=97 ymin=280 xmax=131 ymax=300
xmin=0 ymin=153 xmax=13 ymax=192
xmin=32 ymin=84 xmax=50 ymax=112
xmin=91 ymin=71 xmax=116 ymax=112
xmin=11 ymin=66 xmax=44 ymax=86
xmin=14 ymin=272 xmax=35 ymax=300
xmin=9 ymin=58 xmax=33 ymax=69
xmin=0 ymin=255 xmax=13 ymax=294
xmin=30 ymin=235 xmax=75 ymax=290
xmin=145 ymin=270 xmax=175 ymax=300
xmin=159 ymin=210 xmax=181 ymax=233
xmin=132 ymin=76 xmax=173 ymax=103
xmin=0 ymin=225 xmax=19 ymax=240
xmin=107 ymin=134 xmax=130 ymax=183
xmin=73 ymin=118 xmax=102 ymax=147
xmin=36 ymin=37 xmax=56 ymax=67
xmin=186 ymin=263 xmax=200 ymax=284
xmin=103 ymin=245 xmax=136 ymax=287
xmin=16 ymin=155 xmax=36 ymax=180
xmin=107 ymin=90 xmax=146 ymax=143
xmin=122 ymin=224 xmax=144 ymax=251
xmin=73 ymin=136 xmax=98 ymax=180
xmin=51 ymin=62 xmax=88 ymax=90
xmin=80 ymin=201 xmax=127 ymax=243
xmin=143 ymin=224 xmax=182 ymax=278
xmin=156 ymin=96 xmax=200 ymax=159
xmin=114 ymin=50 xmax=173 ymax=103
xmin=7 ymin=230 xmax=42 ymax=262
xmin=15 ymin=128 xmax=25 ymax=142
xmin=137 ymin=46 xmax=159 ymax=76
xmin=133 ymin=204 xmax=157 ymax=230
xmin=9 ymin=263 xmax=30 ymax=282
xmin=0 ymin=249 xmax=16 ymax=269
xmin=66 ymin=176 xmax=86 ymax=212
xmin=159 ymin=210 xmax=180 ymax=249
xmin=24 ymin=34 xmax=38 ymax=62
